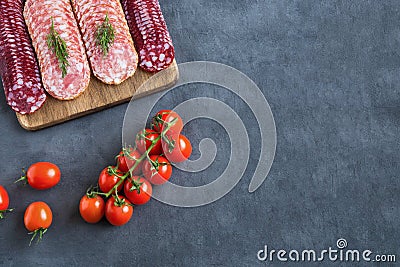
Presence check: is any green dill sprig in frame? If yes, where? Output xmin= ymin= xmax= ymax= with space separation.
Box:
xmin=96 ymin=14 xmax=115 ymax=57
xmin=46 ymin=17 xmax=69 ymax=78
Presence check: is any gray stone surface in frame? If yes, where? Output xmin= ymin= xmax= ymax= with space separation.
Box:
xmin=0 ymin=0 xmax=399 ymax=266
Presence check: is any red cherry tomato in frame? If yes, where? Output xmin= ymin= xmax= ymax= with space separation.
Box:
xmin=0 ymin=186 xmax=11 ymax=219
xmin=0 ymin=186 xmax=10 ymax=211
xmin=152 ymin=110 xmax=183 ymax=134
xmin=105 ymin=196 xmax=133 ymax=226
xmin=162 ymin=133 xmax=192 ymax=163
xmin=142 ymin=155 xmax=172 ymax=185
xmin=116 ymin=148 xmax=143 ymax=175
xmin=24 ymin=202 xmax=53 ymax=231
xmin=19 ymin=162 xmax=61 ymax=190
xmin=79 ymin=195 xmax=105 ymax=224
xmin=135 ymin=129 xmax=162 ymax=155
xmin=24 ymin=202 xmax=52 ymax=244
xmin=124 ymin=177 xmax=152 ymax=205
xmin=98 ymin=167 xmax=124 ymax=193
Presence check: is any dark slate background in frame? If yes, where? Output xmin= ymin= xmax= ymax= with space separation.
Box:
xmin=0 ymin=0 xmax=399 ymax=266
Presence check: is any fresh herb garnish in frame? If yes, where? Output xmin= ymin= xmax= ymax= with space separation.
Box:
xmin=96 ymin=14 xmax=115 ymax=57
xmin=46 ymin=17 xmax=69 ymax=78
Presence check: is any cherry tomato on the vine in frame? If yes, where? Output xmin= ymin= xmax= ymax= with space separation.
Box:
xmin=116 ymin=148 xmax=143 ymax=175
xmin=79 ymin=195 xmax=105 ymax=224
xmin=142 ymin=155 xmax=172 ymax=185
xmin=105 ymin=196 xmax=133 ymax=226
xmin=152 ymin=110 xmax=183 ymax=134
xmin=124 ymin=177 xmax=152 ymax=205
xmin=135 ymin=129 xmax=162 ymax=155
xmin=0 ymin=186 xmax=12 ymax=219
xmin=24 ymin=202 xmax=52 ymax=245
xmin=162 ymin=133 xmax=192 ymax=163
xmin=18 ymin=162 xmax=61 ymax=190
xmin=98 ymin=167 xmax=124 ymax=193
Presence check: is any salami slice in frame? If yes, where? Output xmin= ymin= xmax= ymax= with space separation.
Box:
xmin=24 ymin=0 xmax=90 ymax=100
xmin=0 ymin=0 xmax=46 ymax=114
xmin=71 ymin=0 xmax=138 ymax=85
xmin=121 ymin=0 xmax=175 ymax=73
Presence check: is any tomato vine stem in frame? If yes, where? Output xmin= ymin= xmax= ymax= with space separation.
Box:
xmin=102 ymin=117 xmax=178 ymax=198
xmin=128 ymin=177 xmax=144 ymax=193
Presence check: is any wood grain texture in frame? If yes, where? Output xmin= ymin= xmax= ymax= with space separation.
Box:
xmin=16 ymin=60 xmax=178 ymax=131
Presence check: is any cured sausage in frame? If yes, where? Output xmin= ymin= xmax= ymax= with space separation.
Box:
xmin=24 ymin=0 xmax=90 ymax=100
xmin=71 ymin=0 xmax=138 ymax=85
xmin=121 ymin=0 xmax=175 ymax=72
xmin=0 ymin=0 xmax=46 ymax=114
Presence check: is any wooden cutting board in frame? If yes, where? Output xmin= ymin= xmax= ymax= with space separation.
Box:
xmin=16 ymin=60 xmax=178 ymax=131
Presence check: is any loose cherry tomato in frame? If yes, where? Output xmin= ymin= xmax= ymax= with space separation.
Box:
xmin=98 ymin=167 xmax=124 ymax=193
xmin=0 ymin=186 xmax=12 ymax=219
xmin=162 ymin=133 xmax=192 ymax=163
xmin=152 ymin=110 xmax=183 ymax=134
xmin=124 ymin=177 xmax=152 ymax=205
xmin=135 ymin=129 xmax=162 ymax=155
xmin=116 ymin=148 xmax=143 ymax=175
xmin=79 ymin=194 xmax=105 ymax=224
xmin=24 ymin=202 xmax=52 ymax=245
xmin=18 ymin=162 xmax=61 ymax=190
xmin=142 ymin=155 xmax=172 ymax=185
xmin=105 ymin=196 xmax=133 ymax=226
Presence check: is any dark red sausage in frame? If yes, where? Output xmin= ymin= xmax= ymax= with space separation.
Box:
xmin=121 ymin=0 xmax=175 ymax=72
xmin=0 ymin=0 xmax=46 ymax=114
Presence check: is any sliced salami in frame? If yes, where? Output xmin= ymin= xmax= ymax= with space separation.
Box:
xmin=121 ymin=0 xmax=175 ymax=73
xmin=71 ymin=0 xmax=138 ymax=85
xmin=0 ymin=0 xmax=46 ymax=114
xmin=24 ymin=0 xmax=90 ymax=100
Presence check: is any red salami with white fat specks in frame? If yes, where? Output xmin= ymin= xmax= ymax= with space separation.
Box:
xmin=24 ymin=0 xmax=91 ymax=100
xmin=0 ymin=0 xmax=46 ymax=114
xmin=71 ymin=0 xmax=138 ymax=85
xmin=121 ymin=0 xmax=175 ymax=72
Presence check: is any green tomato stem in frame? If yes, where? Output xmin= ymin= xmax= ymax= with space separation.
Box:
xmin=103 ymin=117 xmax=178 ymax=198
xmin=28 ymin=227 xmax=48 ymax=246
xmin=0 ymin=208 xmax=13 ymax=219
xmin=14 ymin=169 xmax=28 ymax=184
